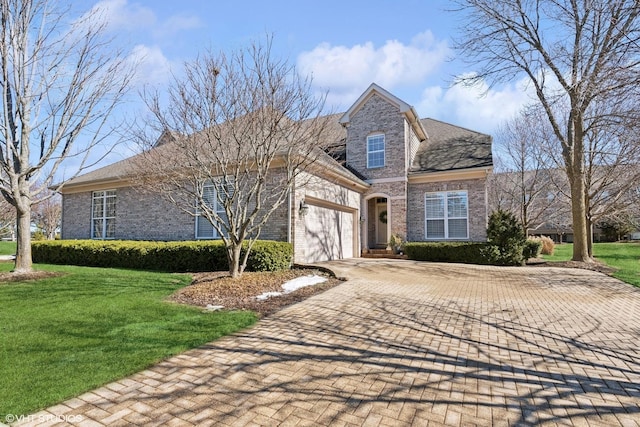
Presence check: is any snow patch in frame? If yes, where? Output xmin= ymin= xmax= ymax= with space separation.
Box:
xmin=255 ymin=291 xmax=283 ymax=301
xmin=255 ymin=275 xmax=328 ymax=301
xmin=282 ymin=275 xmax=327 ymax=292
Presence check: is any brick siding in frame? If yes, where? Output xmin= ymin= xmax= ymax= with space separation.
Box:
xmin=407 ymin=178 xmax=488 ymax=241
xmin=346 ymin=94 xmax=407 ymax=180
xmin=61 ymin=184 xmax=288 ymax=242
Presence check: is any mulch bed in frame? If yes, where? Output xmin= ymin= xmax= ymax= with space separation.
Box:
xmin=527 ymin=258 xmax=616 ymax=274
xmin=170 ymin=268 xmax=343 ymax=317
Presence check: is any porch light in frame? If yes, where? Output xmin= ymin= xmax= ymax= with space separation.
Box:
xmin=299 ymin=200 xmax=310 ymax=217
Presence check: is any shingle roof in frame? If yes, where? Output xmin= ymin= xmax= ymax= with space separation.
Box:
xmin=61 ymin=114 xmax=492 ymax=191
xmin=411 ymin=118 xmax=493 ymax=173
xmin=61 ymin=112 xmax=359 ymax=190
xmin=61 ymin=154 xmax=141 ymax=187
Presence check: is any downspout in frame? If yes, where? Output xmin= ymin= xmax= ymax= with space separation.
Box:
xmin=287 ymin=187 xmax=292 ymax=244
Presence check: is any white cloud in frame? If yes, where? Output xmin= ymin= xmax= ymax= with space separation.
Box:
xmin=83 ymin=1 xmax=201 ymax=86
xmin=88 ymin=0 xmax=202 ymax=38
xmin=154 ymin=14 xmax=203 ymax=38
xmin=128 ymin=44 xmax=174 ymax=86
xmin=89 ymin=0 xmax=157 ymax=32
xmin=298 ymin=31 xmax=450 ymax=109
xmin=418 ymin=75 xmax=536 ymax=134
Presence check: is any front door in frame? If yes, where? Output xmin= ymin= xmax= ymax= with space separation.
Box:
xmin=375 ymin=202 xmax=388 ymax=246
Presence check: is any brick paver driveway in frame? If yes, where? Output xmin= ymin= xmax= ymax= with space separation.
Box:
xmin=18 ymin=259 xmax=640 ymax=426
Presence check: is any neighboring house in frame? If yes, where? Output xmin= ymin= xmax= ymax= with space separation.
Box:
xmin=489 ymin=166 xmax=640 ymax=243
xmin=59 ymin=83 xmax=493 ymax=263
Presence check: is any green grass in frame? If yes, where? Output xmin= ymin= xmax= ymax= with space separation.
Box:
xmin=542 ymin=242 xmax=640 ymax=287
xmin=0 ymin=240 xmax=16 ymax=255
xmin=541 ymin=242 xmax=573 ymax=262
xmin=0 ymin=263 xmax=257 ymax=417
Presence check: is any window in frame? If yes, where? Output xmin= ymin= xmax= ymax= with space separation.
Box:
xmin=425 ymin=191 xmax=468 ymax=239
xmin=196 ymin=182 xmax=229 ymax=239
xmin=367 ymin=134 xmax=385 ymax=168
xmin=91 ymin=190 xmax=116 ymax=239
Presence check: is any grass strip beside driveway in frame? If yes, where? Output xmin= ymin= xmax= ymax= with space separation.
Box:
xmin=543 ymin=242 xmax=640 ymax=287
xmin=0 ymin=263 xmax=257 ymax=417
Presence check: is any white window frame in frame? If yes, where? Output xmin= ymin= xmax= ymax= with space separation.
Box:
xmin=195 ymin=182 xmax=227 ymax=239
xmin=366 ymin=134 xmax=385 ymax=168
xmin=424 ymin=191 xmax=469 ymax=240
xmin=91 ymin=190 xmax=116 ymax=239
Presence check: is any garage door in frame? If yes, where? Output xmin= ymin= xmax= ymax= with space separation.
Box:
xmin=303 ymin=203 xmax=354 ymax=263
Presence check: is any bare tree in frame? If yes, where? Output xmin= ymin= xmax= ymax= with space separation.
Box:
xmin=583 ymin=110 xmax=640 ymax=251
xmin=490 ymin=108 xmax=567 ymax=235
xmin=540 ymin=99 xmax=640 ymax=251
xmin=0 ymin=0 xmax=132 ymax=272
xmin=135 ymin=39 xmax=330 ymax=278
xmin=0 ymin=195 xmax=14 ymax=239
xmin=452 ymin=0 xmax=640 ymax=262
xmin=32 ymin=191 xmax=61 ymax=240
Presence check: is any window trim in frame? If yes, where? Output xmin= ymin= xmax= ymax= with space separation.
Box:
xmin=424 ymin=191 xmax=469 ymax=240
xmin=366 ymin=133 xmax=385 ymax=168
xmin=91 ymin=190 xmax=116 ymax=239
xmin=195 ymin=182 xmax=227 ymax=240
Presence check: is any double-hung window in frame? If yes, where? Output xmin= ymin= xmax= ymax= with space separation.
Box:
xmin=196 ymin=182 xmax=229 ymax=239
xmin=91 ymin=190 xmax=116 ymax=239
xmin=425 ymin=191 xmax=468 ymax=239
xmin=367 ymin=134 xmax=385 ymax=168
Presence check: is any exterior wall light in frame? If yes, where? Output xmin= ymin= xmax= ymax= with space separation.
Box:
xmin=299 ymin=200 xmax=310 ymax=217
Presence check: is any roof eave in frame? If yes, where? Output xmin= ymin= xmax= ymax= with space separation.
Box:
xmin=58 ymin=176 xmax=133 ymax=194
xmin=408 ymin=166 xmax=493 ymax=183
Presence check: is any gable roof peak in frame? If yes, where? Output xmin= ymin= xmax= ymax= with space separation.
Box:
xmin=340 ymin=83 xmax=427 ymax=141
xmin=339 ymin=83 xmax=409 ymax=123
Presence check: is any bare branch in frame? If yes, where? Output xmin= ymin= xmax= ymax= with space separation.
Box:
xmin=0 ymin=0 xmax=133 ymax=272
xmin=453 ymin=0 xmax=640 ymax=261
xmin=134 ymin=36 xmax=331 ymax=278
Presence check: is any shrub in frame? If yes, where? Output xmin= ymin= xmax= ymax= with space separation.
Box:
xmin=486 ymin=210 xmax=526 ymax=266
xmin=404 ymin=242 xmax=493 ymax=265
xmin=389 ymin=233 xmax=405 ymax=254
xmin=538 ymin=235 xmax=555 ymax=255
xmin=243 ymin=241 xmax=293 ymax=272
xmin=32 ymin=240 xmax=292 ymax=273
xmin=32 ymin=231 xmax=45 ymax=241
xmin=523 ymin=238 xmax=543 ymax=260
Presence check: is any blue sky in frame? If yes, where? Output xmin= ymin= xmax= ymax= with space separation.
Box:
xmin=78 ymin=0 xmax=536 ymax=169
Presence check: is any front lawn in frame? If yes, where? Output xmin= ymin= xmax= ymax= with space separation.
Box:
xmin=0 ymin=240 xmax=16 ymax=255
xmin=542 ymin=242 xmax=640 ymax=287
xmin=0 ymin=263 xmax=257 ymax=417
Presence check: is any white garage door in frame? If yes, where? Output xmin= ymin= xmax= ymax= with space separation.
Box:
xmin=303 ymin=203 xmax=354 ymax=263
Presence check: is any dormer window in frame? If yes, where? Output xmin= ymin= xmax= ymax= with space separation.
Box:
xmin=367 ymin=134 xmax=385 ymax=168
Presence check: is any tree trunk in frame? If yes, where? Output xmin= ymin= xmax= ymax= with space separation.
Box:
xmin=228 ymin=243 xmax=242 ymax=279
xmin=569 ymin=174 xmax=591 ymax=262
xmin=586 ymin=216 xmax=593 ymax=257
xmin=14 ymin=207 xmax=32 ymax=273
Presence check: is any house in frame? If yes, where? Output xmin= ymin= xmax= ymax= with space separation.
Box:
xmin=59 ymin=83 xmax=493 ymax=263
